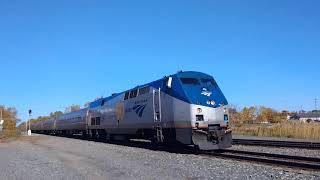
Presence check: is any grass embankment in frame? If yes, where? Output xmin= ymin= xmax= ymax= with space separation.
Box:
xmin=232 ymin=122 xmax=320 ymax=140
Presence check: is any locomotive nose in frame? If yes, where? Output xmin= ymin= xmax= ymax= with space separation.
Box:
xmin=194 ymin=106 xmax=228 ymax=124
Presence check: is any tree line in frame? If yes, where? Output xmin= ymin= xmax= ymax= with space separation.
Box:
xmin=229 ymin=105 xmax=291 ymax=124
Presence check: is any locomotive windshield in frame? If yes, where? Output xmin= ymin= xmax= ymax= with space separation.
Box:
xmin=201 ymin=78 xmax=218 ymax=88
xmin=180 ymin=77 xmax=218 ymax=88
xmin=180 ymin=78 xmax=200 ymax=85
xmin=177 ymin=73 xmax=228 ymax=107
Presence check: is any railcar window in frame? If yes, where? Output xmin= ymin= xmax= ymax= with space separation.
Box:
xmin=201 ymin=78 xmax=218 ymax=87
xmin=180 ymin=78 xmax=200 ymax=85
xmin=129 ymin=89 xmax=138 ymax=98
xmin=124 ymin=92 xmax=129 ymax=100
xmin=91 ymin=118 xmax=96 ymax=125
xmin=96 ymin=117 xmax=100 ymax=125
xmin=138 ymin=86 xmax=150 ymax=95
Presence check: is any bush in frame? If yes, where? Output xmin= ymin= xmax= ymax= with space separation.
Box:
xmin=0 ymin=106 xmax=19 ymax=139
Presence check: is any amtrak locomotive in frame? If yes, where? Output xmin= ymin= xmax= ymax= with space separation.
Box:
xmin=31 ymin=71 xmax=232 ymax=150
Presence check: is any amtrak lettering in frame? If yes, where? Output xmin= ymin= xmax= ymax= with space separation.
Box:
xmin=134 ymin=99 xmax=147 ymax=105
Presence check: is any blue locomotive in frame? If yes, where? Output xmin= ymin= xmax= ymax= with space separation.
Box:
xmin=31 ymin=71 xmax=232 ymax=150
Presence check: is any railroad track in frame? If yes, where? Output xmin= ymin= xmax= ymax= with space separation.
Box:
xmin=232 ymin=139 xmax=320 ymax=149
xmin=37 ymin=134 xmax=320 ymax=170
xmin=107 ymin=139 xmax=320 ymax=171
xmin=207 ymin=149 xmax=320 ymax=171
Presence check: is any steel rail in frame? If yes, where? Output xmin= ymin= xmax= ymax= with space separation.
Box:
xmin=206 ymin=149 xmax=320 ymax=170
xmin=232 ymin=139 xmax=320 ymax=149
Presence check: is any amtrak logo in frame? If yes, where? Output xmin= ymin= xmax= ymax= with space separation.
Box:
xmin=132 ymin=104 xmax=147 ymax=117
xmin=201 ymin=88 xmax=212 ymax=97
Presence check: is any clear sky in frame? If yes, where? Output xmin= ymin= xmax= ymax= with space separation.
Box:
xmin=0 ymin=0 xmax=319 ymax=122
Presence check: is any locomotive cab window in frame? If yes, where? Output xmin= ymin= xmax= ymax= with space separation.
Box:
xmin=124 ymin=92 xmax=129 ymax=100
xmin=138 ymin=86 xmax=150 ymax=95
xmin=201 ymin=78 xmax=218 ymax=88
xmin=180 ymin=78 xmax=200 ymax=85
xmin=129 ymin=89 xmax=138 ymax=98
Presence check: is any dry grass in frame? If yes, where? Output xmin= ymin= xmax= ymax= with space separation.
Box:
xmin=0 ymin=130 xmax=46 ymax=143
xmin=15 ymin=135 xmax=46 ymax=143
xmin=0 ymin=129 xmax=20 ymax=142
xmin=232 ymin=122 xmax=320 ymax=140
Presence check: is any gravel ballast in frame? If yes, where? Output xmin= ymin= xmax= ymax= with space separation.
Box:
xmin=0 ymin=135 xmax=319 ymax=180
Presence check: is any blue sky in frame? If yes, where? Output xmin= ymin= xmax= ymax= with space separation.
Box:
xmin=0 ymin=0 xmax=319 ymax=122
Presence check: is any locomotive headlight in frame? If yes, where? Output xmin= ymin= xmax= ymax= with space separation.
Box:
xmin=197 ymin=108 xmax=202 ymax=114
xmin=207 ymin=100 xmax=215 ymax=106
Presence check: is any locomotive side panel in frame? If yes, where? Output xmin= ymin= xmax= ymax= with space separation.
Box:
xmin=172 ymin=98 xmax=193 ymax=144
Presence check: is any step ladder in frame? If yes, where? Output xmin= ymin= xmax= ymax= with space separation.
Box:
xmin=153 ymin=88 xmax=164 ymax=143
xmin=85 ymin=109 xmax=90 ymax=136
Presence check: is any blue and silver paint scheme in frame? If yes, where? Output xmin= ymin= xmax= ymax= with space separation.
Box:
xmin=31 ymin=71 xmax=232 ymax=150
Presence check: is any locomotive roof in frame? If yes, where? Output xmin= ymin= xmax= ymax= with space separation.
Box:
xmin=88 ymin=71 xmax=215 ymax=108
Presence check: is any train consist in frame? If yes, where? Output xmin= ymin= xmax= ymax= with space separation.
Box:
xmin=31 ymin=71 xmax=232 ymax=150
